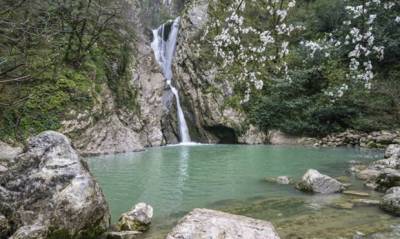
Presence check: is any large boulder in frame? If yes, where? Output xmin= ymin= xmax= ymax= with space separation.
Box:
xmin=375 ymin=169 xmax=400 ymax=192
xmin=166 ymin=208 xmax=280 ymax=239
xmin=385 ymin=144 xmax=400 ymax=159
xmin=380 ymin=187 xmax=400 ymax=216
xmin=117 ymin=203 xmax=153 ymax=232
xmin=0 ymin=131 xmax=110 ymax=239
xmin=371 ymin=157 xmax=400 ymax=170
xmin=296 ymin=169 xmax=345 ymax=194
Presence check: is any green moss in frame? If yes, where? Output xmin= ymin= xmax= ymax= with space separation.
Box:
xmin=0 ymin=31 xmax=139 ymax=143
xmin=0 ymin=63 xmax=96 ymax=141
xmin=48 ymin=225 xmax=106 ymax=239
xmin=48 ymin=228 xmax=72 ymax=239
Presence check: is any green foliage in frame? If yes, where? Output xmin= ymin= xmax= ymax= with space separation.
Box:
xmin=248 ymin=46 xmax=399 ymax=136
xmin=0 ymin=0 xmax=138 ymax=142
xmin=203 ymin=0 xmax=400 ymax=136
xmin=0 ymin=65 xmax=94 ymax=141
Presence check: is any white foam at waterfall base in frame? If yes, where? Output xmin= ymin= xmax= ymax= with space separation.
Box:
xmin=151 ymin=17 xmax=192 ymax=143
xmin=162 ymin=0 xmax=172 ymax=5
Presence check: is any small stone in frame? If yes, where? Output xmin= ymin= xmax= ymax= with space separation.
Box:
xmin=342 ymin=183 xmax=352 ymax=188
xmin=364 ymin=182 xmax=378 ymax=190
xmin=265 ymin=176 xmax=291 ymax=185
xmin=348 ymin=160 xmax=362 ymax=165
xmin=343 ymin=190 xmax=370 ymax=197
xmin=348 ymin=164 xmax=367 ymax=174
xmin=0 ymin=165 xmax=8 ymax=173
xmin=117 ymin=203 xmax=153 ymax=232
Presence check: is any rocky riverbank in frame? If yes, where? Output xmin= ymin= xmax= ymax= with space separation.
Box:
xmin=316 ymin=130 xmax=400 ymax=148
xmin=3 ymin=131 xmax=400 ymax=239
xmin=267 ymin=129 xmax=400 ymax=149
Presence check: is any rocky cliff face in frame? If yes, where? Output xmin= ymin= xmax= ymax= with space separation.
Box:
xmin=59 ymin=0 xmax=266 ymax=154
xmin=61 ymin=0 xmax=167 ymax=155
xmin=170 ymin=0 xmax=267 ymax=144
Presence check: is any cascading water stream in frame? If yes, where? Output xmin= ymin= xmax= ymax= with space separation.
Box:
xmin=151 ymin=17 xmax=191 ymax=143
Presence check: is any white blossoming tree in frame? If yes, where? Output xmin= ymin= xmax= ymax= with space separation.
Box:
xmin=203 ymin=0 xmax=301 ymax=102
xmin=300 ymin=0 xmax=399 ymax=101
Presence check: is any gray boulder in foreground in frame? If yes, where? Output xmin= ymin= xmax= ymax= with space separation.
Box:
xmin=0 ymin=131 xmax=110 ymax=239
xmin=166 ymin=208 xmax=280 ymax=239
xmin=296 ymin=169 xmax=345 ymax=194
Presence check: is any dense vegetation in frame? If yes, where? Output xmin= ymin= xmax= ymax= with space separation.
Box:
xmin=0 ymin=0 xmax=399 ymax=143
xmin=0 ymin=0 xmax=137 ymax=142
xmin=205 ymin=0 xmax=400 ymax=136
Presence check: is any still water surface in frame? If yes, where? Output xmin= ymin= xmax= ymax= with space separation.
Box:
xmin=87 ymin=145 xmax=399 ymax=238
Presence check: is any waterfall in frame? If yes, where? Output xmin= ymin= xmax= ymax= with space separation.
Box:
xmin=151 ymin=17 xmax=191 ymax=143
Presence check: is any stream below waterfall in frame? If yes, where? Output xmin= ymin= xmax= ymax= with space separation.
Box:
xmin=86 ymin=145 xmax=400 ymax=239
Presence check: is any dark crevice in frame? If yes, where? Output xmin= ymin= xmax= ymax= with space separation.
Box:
xmin=204 ymin=125 xmax=238 ymax=144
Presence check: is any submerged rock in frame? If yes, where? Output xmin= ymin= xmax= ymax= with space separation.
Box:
xmin=265 ymin=176 xmax=292 ymax=185
xmin=351 ymin=199 xmax=380 ymax=206
xmin=356 ymin=169 xmax=380 ymax=181
xmin=0 ymin=131 xmax=110 ymax=239
xmin=106 ymin=231 xmax=141 ymax=239
xmin=117 ymin=203 xmax=153 ymax=232
xmin=166 ymin=208 xmax=280 ymax=239
xmin=296 ymin=169 xmax=345 ymax=194
xmin=380 ymin=187 xmax=400 ymax=216
xmin=336 ymin=175 xmax=351 ymax=183
xmin=343 ymin=190 xmax=370 ymax=197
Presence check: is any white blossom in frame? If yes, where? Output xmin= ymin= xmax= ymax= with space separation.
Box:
xmin=205 ymin=0 xmax=302 ymax=100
